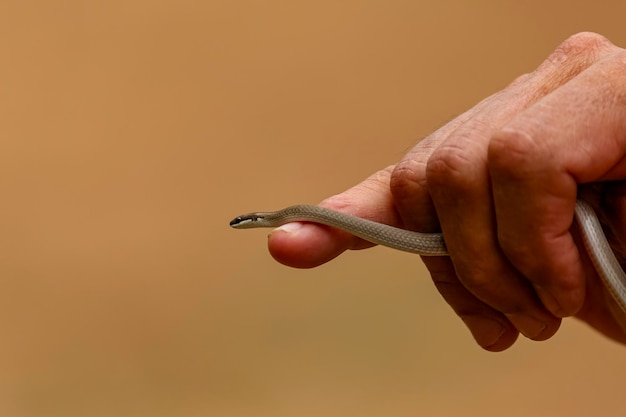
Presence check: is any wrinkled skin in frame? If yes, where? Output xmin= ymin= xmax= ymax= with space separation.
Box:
xmin=268 ymin=33 xmax=626 ymax=351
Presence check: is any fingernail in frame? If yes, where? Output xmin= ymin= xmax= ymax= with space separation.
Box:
xmin=271 ymin=222 xmax=303 ymax=235
xmin=462 ymin=316 xmax=506 ymax=348
xmin=506 ymin=313 xmax=547 ymax=340
xmin=535 ymin=287 xmax=564 ymax=317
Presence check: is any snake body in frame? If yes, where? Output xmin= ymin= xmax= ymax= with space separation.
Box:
xmin=230 ymin=199 xmax=626 ymax=314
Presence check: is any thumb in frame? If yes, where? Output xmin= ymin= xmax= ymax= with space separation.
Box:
xmin=268 ymin=166 xmax=399 ymax=268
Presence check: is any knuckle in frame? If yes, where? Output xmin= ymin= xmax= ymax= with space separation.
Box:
xmin=488 ymin=127 xmax=541 ymax=179
xmin=545 ymin=32 xmax=614 ymax=70
xmin=552 ymin=32 xmax=613 ymax=60
xmin=390 ymin=158 xmax=427 ymax=201
xmin=522 ymin=33 xmax=616 ymax=99
xmin=426 ymin=143 xmax=478 ymax=191
xmin=392 ymin=130 xmax=465 ymax=201
xmin=425 ymin=120 xmax=492 ymax=192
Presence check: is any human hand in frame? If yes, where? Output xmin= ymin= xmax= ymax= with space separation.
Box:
xmin=268 ymin=32 xmax=626 ymax=351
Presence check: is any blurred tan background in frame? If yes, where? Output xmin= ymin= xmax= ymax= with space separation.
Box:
xmin=2 ymin=1 xmax=626 ymax=416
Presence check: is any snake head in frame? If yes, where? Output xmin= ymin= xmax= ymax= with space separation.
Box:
xmin=229 ymin=213 xmax=262 ymax=229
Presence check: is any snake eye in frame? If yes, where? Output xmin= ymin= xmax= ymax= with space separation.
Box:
xmin=229 ymin=217 xmax=244 ymax=226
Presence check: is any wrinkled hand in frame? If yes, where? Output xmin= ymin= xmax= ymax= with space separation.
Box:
xmin=268 ymin=32 xmax=626 ymax=351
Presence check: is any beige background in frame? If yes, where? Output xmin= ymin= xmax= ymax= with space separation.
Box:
xmin=2 ymin=1 xmax=626 ymax=416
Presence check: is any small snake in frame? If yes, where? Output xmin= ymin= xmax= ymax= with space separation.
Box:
xmin=230 ymin=199 xmax=626 ymax=315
